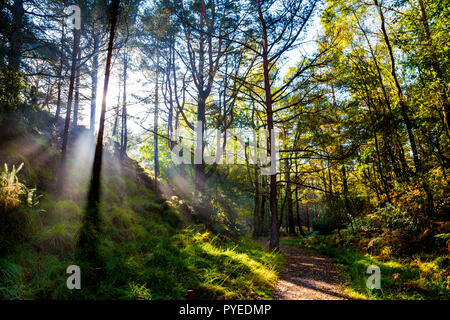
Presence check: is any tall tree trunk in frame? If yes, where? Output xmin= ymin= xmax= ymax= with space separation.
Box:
xmin=295 ymin=158 xmax=306 ymax=236
xmin=278 ymin=194 xmax=284 ymax=231
xmin=92 ymin=0 xmax=119 ymax=196
xmin=295 ymin=186 xmax=306 ymax=236
xmin=166 ymin=47 xmax=174 ymax=149
xmin=54 ymin=23 xmax=65 ymax=122
xmin=341 ymin=164 xmax=354 ymax=231
xmin=327 ymin=159 xmax=333 ymax=198
xmin=59 ymin=28 xmax=81 ymax=187
xmin=8 ymin=0 xmax=23 ymax=72
xmin=253 ymin=166 xmax=261 ymax=238
xmin=305 ymin=205 xmax=310 ymax=232
xmin=112 ymin=113 xmax=119 ymax=136
xmin=121 ymin=48 xmax=128 ymax=158
xmin=287 ymin=182 xmax=296 ymax=236
xmin=112 ymin=74 xmax=120 ymax=137
xmin=6 ymin=0 xmax=24 ymax=108
xmin=260 ymin=189 xmax=267 ymax=236
xmin=90 ymin=34 xmax=99 ymax=134
xmin=78 ymin=0 xmax=120 ymax=264
xmin=285 ymin=158 xmax=296 ymax=236
xmin=72 ymin=49 xmax=81 ymax=127
xmin=257 ymin=0 xmax=279 ymax=250
xmin=154 ymin=50 xmax=160 ymax=188
xmin=195 ymin=96 xmax=206 ymax=195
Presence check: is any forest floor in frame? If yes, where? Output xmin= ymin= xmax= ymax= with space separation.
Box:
xmin=256 ymin=240 xmax=350 ymax=300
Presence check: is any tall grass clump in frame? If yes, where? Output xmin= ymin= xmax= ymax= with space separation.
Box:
xmin=0 ymin=162 xmax=40 ymax=253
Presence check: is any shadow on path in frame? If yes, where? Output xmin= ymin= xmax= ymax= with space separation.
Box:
xmin=256 ymin=240 xmax=351 ymax=300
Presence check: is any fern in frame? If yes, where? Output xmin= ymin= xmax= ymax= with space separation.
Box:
xmin=0 ymin=162 xmax=40 ymax=210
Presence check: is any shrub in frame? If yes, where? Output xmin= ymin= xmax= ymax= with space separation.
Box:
xmin=0 ymin=163 xmax=39 ymax=210
xmin=0 ymin=163 xmax=40 ymax=253
xmin=357 ymin=203 xmax=427 ymax=255
xmin=372 ymin=203 xmax=419 ymax=232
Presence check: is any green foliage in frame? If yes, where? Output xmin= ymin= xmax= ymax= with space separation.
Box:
xmin=0 ymin=70 xmax=27 ymax=111
xmin=358 ymin=203 xmax=421 ymax=237
xmin=125 ymin=282 xmax=153 ymax=300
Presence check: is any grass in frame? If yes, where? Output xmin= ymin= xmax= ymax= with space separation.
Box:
xmin=175 ymin=229 xmax=284 ymax=299
xmin=281 ymin=237 xmax=449 ymax=300
xmin=1 ymin=225 xmax=283 ymax=300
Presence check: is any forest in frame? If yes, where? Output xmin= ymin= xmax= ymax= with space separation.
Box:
xmin=0 ymin=0 xmax=448 ymax=301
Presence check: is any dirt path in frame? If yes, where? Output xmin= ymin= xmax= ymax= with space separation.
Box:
xmin=256 ymin=240 xmax=351 ymax=300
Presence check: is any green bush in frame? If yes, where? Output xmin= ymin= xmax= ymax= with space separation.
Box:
xmin=362 ymin=203 xmax=420 ymax=234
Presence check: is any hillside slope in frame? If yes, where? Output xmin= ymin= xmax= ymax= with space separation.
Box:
xmin=0 ymin=110 xmax=283 ymax=300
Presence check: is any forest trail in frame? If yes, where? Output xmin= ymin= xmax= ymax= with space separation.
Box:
xmin=256 ymin=240 xmax=351 ymax=300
